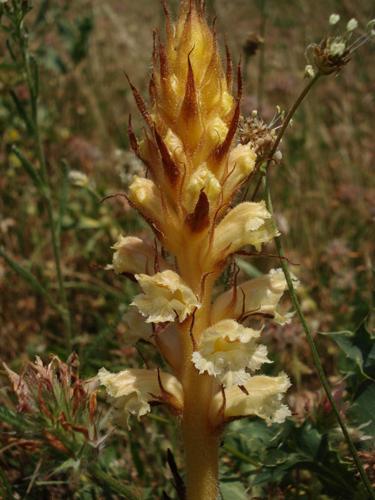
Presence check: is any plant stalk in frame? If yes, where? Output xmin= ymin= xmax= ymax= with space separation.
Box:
xmin=252 ymin=73 xmax=321 ymax=201
xmin=264 ymin=174 xmax=375 ymax=499
xmin=16 ymin=7 xmax=73 ymax=349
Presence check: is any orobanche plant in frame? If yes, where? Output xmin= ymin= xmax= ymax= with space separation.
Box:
xmin=99 ymin=1 xmax=292 ymax=497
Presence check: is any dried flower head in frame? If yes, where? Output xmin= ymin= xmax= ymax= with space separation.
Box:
xmin=3 ymin=354 xmax=106 ymax=456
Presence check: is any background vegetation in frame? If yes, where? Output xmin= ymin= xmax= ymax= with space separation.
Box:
xmin=0 ymin=0 xmax=374 ymax=498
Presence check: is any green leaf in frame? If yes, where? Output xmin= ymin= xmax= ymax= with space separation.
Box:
xmin=0 ymin=246 xmax=60 ymax=313
xmin=235 ymin=258 xmax=262 ymax=278
xmin=220 ymin=481 xmax=248 ymax=500
xmin=320 ymin=329 xmax=375 ymax=380
xmin=0 ymin=405 xmax=30 ymax=431
xmin=348 ymin=384 xmax=375 ymax=438
xmin=0 ymin=467 xmax=13 ymax=499
xmin=11 ymin=146 xmax=47 ymax=195
xmin=9 ymin=89 xmax=34 ymax=134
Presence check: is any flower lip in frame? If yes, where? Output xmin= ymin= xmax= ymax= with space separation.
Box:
xmin=98 ymin=367 xmax=183 ymax=422
xmin=210 ymin=372 xmax=291 ymax=426
xmin=192 ymin=319 xmax=271 ymax=387
xmin=132 ymin=270 xmax=201 ymax=323
xmin=211 ymin=268 xmax=292 ymax=325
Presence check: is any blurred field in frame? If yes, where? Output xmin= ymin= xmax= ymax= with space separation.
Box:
xmin=0 ymin=0 xmax=374 ymax=498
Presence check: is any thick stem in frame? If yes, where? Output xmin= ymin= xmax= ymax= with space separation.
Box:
xmin=177 ymin=243 xmax=220 ymax=500
xmin=183 ymin=370 xmax=219 ymax=500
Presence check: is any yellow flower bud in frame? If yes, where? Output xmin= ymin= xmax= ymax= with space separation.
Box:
xmin=223 ymin=144 xmax=256 ymax=198
xmin=128 ymin=176 xmax=163 ymax=225
xmin=184 ymin=164 xmax=221 ymax=212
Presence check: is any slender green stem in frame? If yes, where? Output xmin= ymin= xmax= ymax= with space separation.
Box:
xmin=256 ymin=0 xmax=267 ymax=113
xmin=264 ymin=175 xmax=375 ymax=499
xmin=14 ymin=5 xmax=73 ymax=349
xmin=252 ymin=63 xmax=374 ymax=497
xmin=251 ymin=73 xmax=321 ymax=201
xmin=88 ymin=464 xmax=140 ymax=499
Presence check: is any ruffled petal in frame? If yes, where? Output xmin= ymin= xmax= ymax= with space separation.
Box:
xmin=121 ymin=307 xmax=154 ymax=345
xmin=191 ymin=319 xmax=271 ymax=387
xmin=211 ymin=268 xmax=290 ymax=324
xmin=110 ymin=235 xmax=162 ymax=276
xmin=132 ymin=270 xmax=201 ymax=323
xmin=98 ymin=367 xmax=183 ymax=421
xmin=210 ymin=372 xmax=291 ymax=425
xmin=211 ymin=201 xmax=278 ymax=262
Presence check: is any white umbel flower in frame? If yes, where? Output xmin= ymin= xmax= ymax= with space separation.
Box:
xmin=329 ymin=13 xmax=340 ymax=25
xmin=346 ymin=18 xmax=358 ymax=31
xmin=192 ymin=319 xmax=271 ymax=387
xmin=132 ymin=270 xmax=201 ymax=323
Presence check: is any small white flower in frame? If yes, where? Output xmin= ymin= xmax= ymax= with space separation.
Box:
xmin=98 ymin=368 xmax=183 ymax=422
xmin=329 ymin=39 xmax=346 ymax=57
xmin=329 ymin=13 xmax=340 ymax=25
xmin=192 ymin=319 xmax=271 ymax=387
xmin=304 ymin=64 xmax=316 ymax=79
xmin=132 ymin=270 xmax=201 ymax=323
xmin=68 ymin=170 xmax=89 ymax=187
xmin=346 ymin=18 xmax=358 ymax=31
xmin=210 ymin=372 xmax=291 ymax=425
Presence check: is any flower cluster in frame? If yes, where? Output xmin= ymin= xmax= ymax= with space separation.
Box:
xmin=305 ymin=14 xmax=375 ymax=77
xmin=100 ymin=0 xmax=291 ymax=434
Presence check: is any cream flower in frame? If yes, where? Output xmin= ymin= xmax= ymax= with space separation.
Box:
xmin=98 ymin=367 xmax=183 ymax=420
xmin=212 ymin=268 xmax=291 ymax=324
xmin=110 ymin=235 xmax=159 ymax=276
xmin=210 ymin=373 xmax=291 ymax=425
xmin=121 ymin=306 xmax=153 ymax=345
xmin=132 ymin=270 xmax=201 ymax=323
xmin=192 ymin=319 xmax=271 ymax=387
xmin=184 ymin=164 xmax=221 ymax=212
xmin=212 ymin=201 xmax=278 ymax=261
